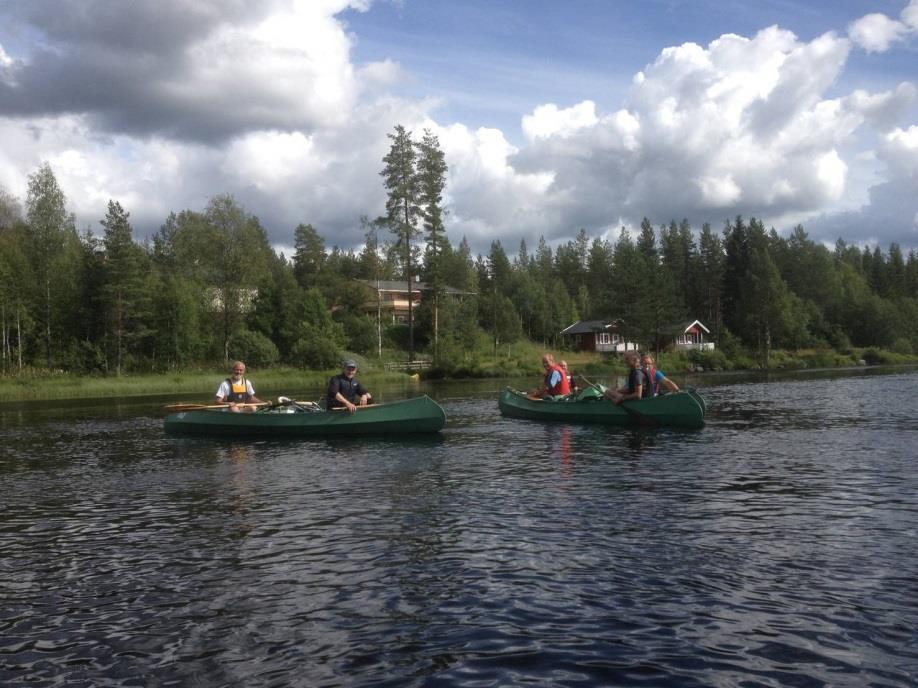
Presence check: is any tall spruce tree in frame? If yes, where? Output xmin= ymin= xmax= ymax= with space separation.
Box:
xmin=416 ymin=128 xmax=449 ymax=355
xmin=292 ymin=223 xmax=326 ymax=290
xmin=100 ymin=200 xmax=147 ymax=374
xmin=380 ymin=124 xmax=421 ymax=360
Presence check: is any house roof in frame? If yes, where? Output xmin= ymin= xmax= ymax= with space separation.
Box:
xmin=560 ymin=319 xmax=622 ymax=335
xmin=677 ymin=319 xmax=711 ymax=334
xmin=358 ymin=279 xmax=473 ymax=295
xmin=562 ymin=318 xmax=710 ymax=337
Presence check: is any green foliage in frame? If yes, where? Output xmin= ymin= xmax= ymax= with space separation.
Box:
xmin=7 ymin=151 xmax=918 ymax=382
xmin=292 ymin=336 xmax=341 ymax=370
xmin=229 ymin=330 xmax=279 ymax=367
xmin=688 ymin=348 xmax=728 ymax=371
xmin=286 ymin=287 xmax=345 ymax=368
xmin=385 ymin=323 xmax=411 ymax=351
xmin=861 ymin=348 xmax=891 ymax=365
xmin=341 ymin=313 xmax=378 ymax=354
xmin=891 ymin=337 xmax=913 ymax=355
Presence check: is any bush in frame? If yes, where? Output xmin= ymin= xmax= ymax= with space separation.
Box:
xmin=799 ymin=350 xmax=850 ymax=368
xmin=688 ymin=349 xmax=727 ymax=371
xmin=229 ymin=330 xmax=279 ymax=367
xmin=716 ymin=329 xmax=741 ymax=358
xmin=891 ymin=337 xmax=913 ymax=355
xmin=861 ymin=348 xmax=889 ymax=365
xmin=385 ymin=323 xmax=410 ymax=350
xmin=292 ymin=337 xmax=340 ymax=370
xmin=341 ymin=314 xmax=378 ymax=355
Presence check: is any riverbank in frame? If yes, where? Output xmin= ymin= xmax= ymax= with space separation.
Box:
xmin=0 ymin=367 xmax=412 ymax=403
xmin=2 ymin=346 xmax=916 ymax=402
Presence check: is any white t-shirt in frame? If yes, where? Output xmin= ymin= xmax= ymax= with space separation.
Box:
xmin=215 ymin=377 xmax=256 ymax=401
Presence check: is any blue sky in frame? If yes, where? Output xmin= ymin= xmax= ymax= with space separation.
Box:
xmin=0 ymin=0 xmax=916 ymax=254
xmin=342 ymin=1 xmax=916 ymax=137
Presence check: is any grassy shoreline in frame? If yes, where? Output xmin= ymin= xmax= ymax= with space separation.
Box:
xmin=2 ymin=346 xmax=916 ymax=403
xmin=0 ymin=367 xmax=410 ymax=403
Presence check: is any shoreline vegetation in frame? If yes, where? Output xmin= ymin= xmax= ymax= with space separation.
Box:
xmin=2 ymin=344 xmax=916 ymax=403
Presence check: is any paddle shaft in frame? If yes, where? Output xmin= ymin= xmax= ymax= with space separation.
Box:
xmin=330 ymin=403 xmax=377 ymax=411
xmin=579 ymin=374 xmax=657 ymax=426
xmin=164 ymin=402 xmax=268 ymax=412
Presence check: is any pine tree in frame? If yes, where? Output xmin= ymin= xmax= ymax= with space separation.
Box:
xmin=696 ymin=223 xmax=724 ymax=339
xmin=100 ymin=201 xmax=148 ymax=373
xmin=416 ymin=128 xmax=449 ymax=356
xmin=380 ymin=125 xmax=421 ymax=361
xmin=292 ymin=224 xmax=326 ymax=290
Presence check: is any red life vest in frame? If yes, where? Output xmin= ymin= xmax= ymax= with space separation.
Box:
xmin=545 ymin=363 xmax=571 ymax=396
xmin=644 ymin=366 xmax=659 ymax=396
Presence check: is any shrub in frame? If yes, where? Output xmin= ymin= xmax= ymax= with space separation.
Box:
xmin=385 ymin=323 xmax=410 ymax=350
xmin=229 ymin=330 xmax=279 ymax=367
xmin=292 ymin=337 xmax=340 ymax=370
xmin=860 ymin=348 xmax=889 ymax=365
xmin=891 ymin=337 xmax=913 ymax=355
xmin=688 ymin=349 xmax=727 ymax=371
xmin=342 ymin=314 xmax=378 ymax=355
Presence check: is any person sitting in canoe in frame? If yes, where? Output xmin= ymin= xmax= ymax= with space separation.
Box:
xmin=215 ymin=360 xmax=263 ymax=412
xmin=560 ymin=359 xmax=579 ymax=394
xmin=529 ymin=353 xmax=571 ymax=399
xmin=603 ymin=352 xmax=651 ymax=404
xmin=642 ymin=353 xmax=679 ymax=396
xmin=327 ymin=359 xmax=372 ymax=413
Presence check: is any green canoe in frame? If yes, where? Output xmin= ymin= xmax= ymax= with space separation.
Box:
xmin=164 ymin=395 xmax=446 ymax=437
xmin=498 ymin=386 xmax=705 ymax=429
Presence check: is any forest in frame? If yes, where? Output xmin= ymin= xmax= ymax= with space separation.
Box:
xmin=2 ymin=125 xmax=918 ymax=378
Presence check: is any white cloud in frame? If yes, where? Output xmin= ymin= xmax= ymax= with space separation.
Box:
xmin=509 ymin=25 xmax=881 ymax=235
xmin=1 ymin=1 xmax=916 ymax=255
xmin=522 ymin=101 xmax=598 ymax=141
xmin=881 ymin=125 xmax=918 ymax=178
xmin=905 ymin=0 xmax=918 ymax=29
xmin=849 ymin=13 xmax=909 ymax=52
xmin=848 ymin=1 xmax=918 ymax=52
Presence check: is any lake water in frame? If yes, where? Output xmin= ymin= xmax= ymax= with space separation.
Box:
xmin=2 ymin=368 xmax=917 ymax=687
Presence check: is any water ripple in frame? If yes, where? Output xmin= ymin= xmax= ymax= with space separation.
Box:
xmin=1 ymin=372 xmax=917 ymax=686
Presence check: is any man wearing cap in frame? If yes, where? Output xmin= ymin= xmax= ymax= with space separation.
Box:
xmin=326 ymin=359 xmax=372 ymax=413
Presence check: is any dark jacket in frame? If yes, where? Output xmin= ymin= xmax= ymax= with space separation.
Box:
xmin=326 ymin=374 xmax=369 ymax=408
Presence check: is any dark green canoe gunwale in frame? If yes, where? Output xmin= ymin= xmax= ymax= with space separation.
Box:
xmin=164 ymin=395 xmax=446 ymax=436
xmin=498 ymin=387 xmax=705 ymax=429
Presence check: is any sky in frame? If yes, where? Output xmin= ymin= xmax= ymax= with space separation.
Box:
xmin=0 ymin=0 xmax=917 ymax=256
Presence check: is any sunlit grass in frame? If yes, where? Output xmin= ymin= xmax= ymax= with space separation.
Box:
xmin=2 ymin=346 xmax=915 ymax=402
xmin=0 ymin=366 xmax=411 ymax=402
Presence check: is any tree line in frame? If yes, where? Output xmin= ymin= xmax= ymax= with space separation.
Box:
xmin=2 ymin=126 xmax=918 ymax=375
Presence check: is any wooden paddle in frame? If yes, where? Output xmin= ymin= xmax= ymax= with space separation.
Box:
xmin=330 ymin=403 xmax=377 ymax=411
xmin=163 ymin=402 xmax=268 ymax=412
xmin=579 ymin=374 xmax=657 ymax=427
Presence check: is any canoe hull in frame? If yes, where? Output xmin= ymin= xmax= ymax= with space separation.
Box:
xmin=164 ymin=395 xmax=446 ymax=436
xmin=498 ymin=387 xmax=705 ymax=429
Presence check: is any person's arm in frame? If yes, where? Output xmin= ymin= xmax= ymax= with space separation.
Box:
xmin=335 ymin=391 xmax=357 ymax=412
xmin=246 ymin=380 xmax=262 ymax=404
xmin=329 ymin=378 xmax=358 ymax=412
xmin=215 ymin=381 xmax=228 ymax=403
xmin=627 ymin=382 xmax=643 ymax=401
xmin=660 ymin=374 xmax=679 ymax=393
